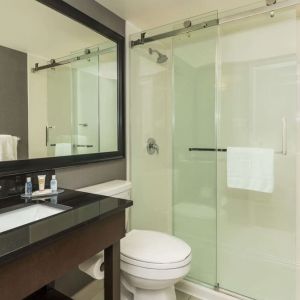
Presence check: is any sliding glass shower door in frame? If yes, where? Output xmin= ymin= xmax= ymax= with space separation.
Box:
xmin=131 ymin=4 xmax=299 ymax=300
xmin=46 ymin=44 xmax=118 ymax=157
xmin=172 ymin=13 xmax=218 ymax=286
xmin=172 ymin=5 xmax=298 ymax=299
xmin=217 ymin=6 xmax=298 ymax=300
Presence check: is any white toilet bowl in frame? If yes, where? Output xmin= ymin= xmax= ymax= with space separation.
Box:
xmin=77 ymin=181 xmax=191 ymax=300
xmin=120 ymin=230 xmax=192 ymax=300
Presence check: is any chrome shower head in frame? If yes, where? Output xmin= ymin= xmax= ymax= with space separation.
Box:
xmin=149 ymin=48 xmax=168 ymax=64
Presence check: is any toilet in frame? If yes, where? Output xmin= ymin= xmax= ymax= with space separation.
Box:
xmin=78 ymin=180 xmax=192 ymax=300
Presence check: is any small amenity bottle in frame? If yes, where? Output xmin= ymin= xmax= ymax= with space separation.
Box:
xmin=50 ymin=175 xmax=58 ymax=193
xmin=25 ymin=177 xmax=32 ymax=196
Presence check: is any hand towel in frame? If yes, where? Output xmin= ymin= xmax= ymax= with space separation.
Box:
xmin=55 ymin=143 xmax=72 ymax=157
xmin=227 ymin=147 xmax=274 ymax=193
xmin=0 ymin=135 xmax=18 ymax=161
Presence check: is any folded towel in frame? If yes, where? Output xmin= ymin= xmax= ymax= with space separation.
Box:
xmin=55 ymin=143 xmax=72 ymax=157
xmin=227 ymin=147 xmax=274 ymax=193
xmin=0 ymin=135 xmax=18 ymax=161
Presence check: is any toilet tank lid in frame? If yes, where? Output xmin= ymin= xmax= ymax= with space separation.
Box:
xmin=121 ymin=230 xmax=191 ymax=265
xmin=77 ymin=180 xmax=132 ymax=196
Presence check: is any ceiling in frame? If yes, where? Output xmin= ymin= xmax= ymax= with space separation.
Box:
xmin=95 ymin=0 xmax=263 ymax=30
xmin=0 ymin=0 xmax=111 ymax=60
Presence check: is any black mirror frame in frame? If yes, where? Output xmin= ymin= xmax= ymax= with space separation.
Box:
xmin=0 ymin=0 xmax=125 ymax=176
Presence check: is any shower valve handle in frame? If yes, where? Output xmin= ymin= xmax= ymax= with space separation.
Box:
xmin=147 ymin=138 xmax=159 ymax=155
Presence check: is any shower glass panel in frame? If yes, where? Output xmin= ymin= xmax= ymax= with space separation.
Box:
xmin=99 ymin=47 xmax=118 ymax=153
xmin=172 ymin=18 xmax=218 ymax=286
xmin=72 ymin=55 xmax=99 ymax=155
xmin=217 ymin=6 xmax=297 ymax=300
xmin=47 ymin=56 xmax=99 ymax=156
xmin=47 ymin=65 xmax=73 ymax=157
xmin=130 ymin=38 xmax=173 ymax=233
xmin=46 ymin=44 xmax=118 ymax=157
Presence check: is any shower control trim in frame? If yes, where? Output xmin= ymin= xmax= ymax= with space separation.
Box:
xmin=147 ymin=138 xmax=159 ymax=155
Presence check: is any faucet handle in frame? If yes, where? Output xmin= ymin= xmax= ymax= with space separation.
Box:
xmin=147 ymin=138 xmax=159 ymax=155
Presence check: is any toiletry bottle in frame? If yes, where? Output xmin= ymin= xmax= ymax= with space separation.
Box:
xmin=38 ymin=175 xmax=46 ymax=191
xmin=25 ymin=177 xmax=32 ymax=196
xmin=50 ymin=175 xmax=58 ymax=193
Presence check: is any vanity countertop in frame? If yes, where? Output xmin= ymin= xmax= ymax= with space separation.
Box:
xmin=0 ymin=189 xmax=132 ymax=265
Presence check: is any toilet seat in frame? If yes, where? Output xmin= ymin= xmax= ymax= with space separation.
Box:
xmin=121 ymin=253 xmax=191 ymax=270
xmin=120 ymin=230 xmax=192 ymax=270
xmin=120 ymin=230 xmax=192 ymax=298
xmin=121 ymin=257 xmax=191 ymax=281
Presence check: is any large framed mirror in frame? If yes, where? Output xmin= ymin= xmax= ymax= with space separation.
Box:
xmin=0 ymin=0 xmax=125 ymax=175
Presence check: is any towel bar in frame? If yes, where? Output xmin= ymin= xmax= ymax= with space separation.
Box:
xmin=188 ymin=148 xmax=227 ymax=152
xmin=189 ymin=147 xmax=286 ymax=155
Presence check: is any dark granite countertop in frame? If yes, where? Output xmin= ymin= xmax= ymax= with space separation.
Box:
xmin=0 ymin=189 xmax=132 ymax=265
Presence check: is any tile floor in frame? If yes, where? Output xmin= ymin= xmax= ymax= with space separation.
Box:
xmin=72 ymin=279 xmax=200 ymax=300
xmin=176 ymin=290 xmax=200 ymax=300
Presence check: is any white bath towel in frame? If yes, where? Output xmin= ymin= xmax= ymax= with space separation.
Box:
xmin=0 ymin=135 xmax=18 ymax=161
xmin=227 ymin=147 xmax=274 ymax=193
xmin=55 ymin=143 xmax=72 ymax=157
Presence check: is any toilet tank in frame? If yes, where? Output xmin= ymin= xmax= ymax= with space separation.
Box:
xmin=77 ymin=180 xmax=132 ymax=231
xmin=77 ymin=180 xmax=132 ymax=200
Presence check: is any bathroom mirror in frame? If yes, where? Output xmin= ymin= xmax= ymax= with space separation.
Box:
xmin=0 ymin=0 xmax=124 ymax=174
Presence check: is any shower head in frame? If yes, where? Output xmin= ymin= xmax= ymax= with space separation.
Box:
xmin=266 ymin=0 xmax=276 ymax=6
xmin=148 ymin=48 xmax=168 ymax=64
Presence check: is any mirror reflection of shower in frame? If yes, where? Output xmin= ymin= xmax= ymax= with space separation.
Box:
xmin=148 ymin=48 xmax=168 ymax=64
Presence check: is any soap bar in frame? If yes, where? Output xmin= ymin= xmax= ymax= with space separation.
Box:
xmin=32 ymin=189 xmax=52 ymax=196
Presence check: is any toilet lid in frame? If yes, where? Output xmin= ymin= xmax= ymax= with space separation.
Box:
xmin=121 ymin=230 xmax=191 ymax=265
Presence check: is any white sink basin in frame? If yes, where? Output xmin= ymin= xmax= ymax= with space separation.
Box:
xmin=0 ymin=204 xmax=65 ymax=233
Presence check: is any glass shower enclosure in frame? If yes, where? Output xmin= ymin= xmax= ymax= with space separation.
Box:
xmin=46 ymin=44 xmax=118 ymax=157
xmin=130 ymin=2 xmax=299 ymax=299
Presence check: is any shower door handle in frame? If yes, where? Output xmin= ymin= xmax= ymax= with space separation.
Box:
xmin=281 ymin=117 xmax=287 ymax=156
xmin=46 ymin=125 xmax=55 ymax=146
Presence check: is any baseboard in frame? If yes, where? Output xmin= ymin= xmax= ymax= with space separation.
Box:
xmin=176 ymin=280 xmax=240 ymax=300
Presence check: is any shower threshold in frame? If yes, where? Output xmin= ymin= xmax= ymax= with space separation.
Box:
xmin=176 ymin=280 xmax=255 ymax=300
